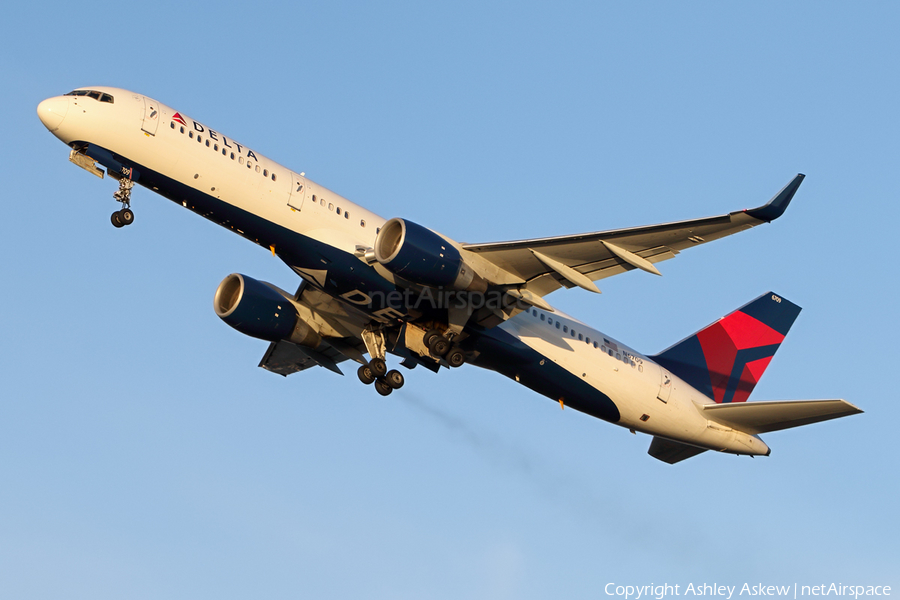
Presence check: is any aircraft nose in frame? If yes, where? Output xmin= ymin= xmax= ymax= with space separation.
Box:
xmin=37 ymin=96 xmax=69 ymax=132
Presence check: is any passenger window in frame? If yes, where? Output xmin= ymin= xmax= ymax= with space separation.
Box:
xmin=197 ymin=136 xmax=202 ymax=143
xmin=205 ymin=140 xmax=210 ymax=147
xmin=345 ymin=211 xmax=350 ymax=219
xmin=578 ymin=333 xmax=583 ymax=341
xmin=593 ymin=342 xmax=598 ymax=348
xmin=556 ymin=322 xmax=560 ymax=329
xmin=540 ymin=314 xmax=545 ymax=321
xmin=321 ymin=199 xmax=325 ymax=207
xmin=180 ymin=126 xmax=184 ymax=133
xmin=239 ymin=157 xmax=244 ymax=164
xmin=312 ymin=195 xmax=316 ymax=203
xmin=215 ymin=144 xmax=219 ymax=151
xmin=336 ymin=207 xmax=341 ymax=215
xmin=263 ymin=169 xmax=268 ymax=177
xmin=170 ymin=122 xmax=175 ymax=129
xmin=608 ymin=349 xmax=614 ymax=357
xmin=272 ymin=174 xmax=277 ymax=181
xmin=571 ymin=330 xmax=576 ymax=338
xmin=329 ymin=203 xmax=334 ymax=211
xmin=189 ymin=131 xmax=194 ymax=138
xmin=230 ymin=152 xmax=235 ymax=159
xmin=563 ymin=326 xmax=568 ymax=333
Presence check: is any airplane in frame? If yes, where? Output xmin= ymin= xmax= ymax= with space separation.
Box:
xmin=37 ymin=86 xmax=862 ymax=464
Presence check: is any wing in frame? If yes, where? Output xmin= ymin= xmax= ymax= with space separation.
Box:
xmin=258 ymin=281 xmax=369 ymax=377
xmin=463 ymin=174 xmax=805 ymax=297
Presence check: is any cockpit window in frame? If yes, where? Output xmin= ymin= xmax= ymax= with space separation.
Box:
xmin=64 ymin=90 xmax=115 ymax=103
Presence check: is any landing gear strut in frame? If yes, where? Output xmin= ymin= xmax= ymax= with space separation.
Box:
xmin=111 ymin=178 xmax=135 ymax=228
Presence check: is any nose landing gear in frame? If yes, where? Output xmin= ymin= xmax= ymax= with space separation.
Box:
xmin=111 ymin=178 xmax=135 ymax=228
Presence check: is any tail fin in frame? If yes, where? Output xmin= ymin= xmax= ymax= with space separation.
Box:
xmin=650 ymin=292 xmax=801 ymax=403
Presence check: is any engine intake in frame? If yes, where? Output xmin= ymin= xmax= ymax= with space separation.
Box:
xmin=214 ymin=273 xmax=320 ymax=347
xmin=374 ymin=218 xmax=486 ymax=292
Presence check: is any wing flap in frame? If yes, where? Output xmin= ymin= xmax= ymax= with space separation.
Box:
xmin=259 ymin=340 xmax=347 ymax=376
xmin=700 ymin=399 xmax=863 ymax=434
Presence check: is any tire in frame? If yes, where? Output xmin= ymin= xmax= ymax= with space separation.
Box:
xmin=357 ymin=364 xmax=376 ymax=385
xmin=385 ymin=369 xmax=404 ymax=389
xmin=111 ymin=211 xmax=124 ymax=228
xmin=369 ymin=357 xmax=387 ymax=377
xmin=447 ymin=349 xmax=465 ymax=368
xmin=423 ymin=328 xmax=442 ymax=347
xmin=120 ymin=208 xmax=134 ymax=225
xmin=374 ymin=378 xmax=393 ymax=396
xmin=429 ymin=336 xmax=450 ymax=357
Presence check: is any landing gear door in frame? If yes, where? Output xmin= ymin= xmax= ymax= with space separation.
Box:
xmin=657 ymin=368 xmax=673 ymax=403
xmin=141 ymin=97 xmax=160 ymax=136
xmin=287 ymin=172 xmax=307 ymax=211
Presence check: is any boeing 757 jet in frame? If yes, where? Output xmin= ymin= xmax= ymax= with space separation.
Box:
xmin=37 ymin=87 xmax=861 ymax=463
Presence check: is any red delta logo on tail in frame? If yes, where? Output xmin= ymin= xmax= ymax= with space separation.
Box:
xmin=651 ymin=293 xmax=802 ymax=403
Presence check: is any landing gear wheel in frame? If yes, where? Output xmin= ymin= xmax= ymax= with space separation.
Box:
xmin=119 ymin=208 xmax=134 ymax=225
xmin=385 ymin=369 xmax=405 ymax=390
xmin=429 ymin=336 xmax=450 ymax=358
xmin=369 ymin=358 xmax=388 ymax=377
xmin=447 ymin=348 xmax=466 ymax=368
xmin=423 ymin=328 xmax=442 ymax=348
xmin=357 ymin=364 xmax=376 ymax=385
xmin=111 ymin=211 xmax=124 ymax=228
xmin=374 ymin=378 xmax=393 ymax=396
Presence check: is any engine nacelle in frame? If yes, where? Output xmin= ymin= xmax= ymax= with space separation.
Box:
xmin=214 ymin=273 xmax=321 ymax=348
xmin=374 ymin=218 xmax=487 ymax=292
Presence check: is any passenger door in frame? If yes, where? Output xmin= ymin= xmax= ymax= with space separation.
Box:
xmin=287 ymin=172 xmax=307 ymax=211
xmin=141 ymin=96 xmax=160 ymax=136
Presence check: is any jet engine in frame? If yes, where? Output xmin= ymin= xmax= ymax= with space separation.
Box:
xmin=374 ymin=218 xmax=487 ymax=292
xmin=214 ymin=273 xmax=321 ymax=348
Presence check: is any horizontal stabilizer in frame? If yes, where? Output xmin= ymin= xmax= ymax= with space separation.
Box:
xmin=700 ymin=399 xmax=862 ymax=434
xmin=648 ymin=436 xmax=709 ymax=464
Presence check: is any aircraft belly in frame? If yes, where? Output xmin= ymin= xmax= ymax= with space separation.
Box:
xmin=469 ymin=325 xmax=620 ymax=423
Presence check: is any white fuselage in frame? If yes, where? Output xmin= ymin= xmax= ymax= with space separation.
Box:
xmin=37 ymin=87 xmax=769 ymax=457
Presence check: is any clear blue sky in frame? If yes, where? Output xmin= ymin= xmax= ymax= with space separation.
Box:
xmin=2 ymin=2 xmax=897 ymax=598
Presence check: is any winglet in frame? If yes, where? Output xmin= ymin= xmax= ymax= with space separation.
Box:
xmin=743 ymin=173 xmax=805 ymax=222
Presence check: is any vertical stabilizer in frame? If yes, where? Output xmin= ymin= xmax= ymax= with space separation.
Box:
xmin=650 ymin=292 xmax=801 ymax=403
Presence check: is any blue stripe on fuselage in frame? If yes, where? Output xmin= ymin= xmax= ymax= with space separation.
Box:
xmin=467 ymin=324 xmax=621 ymax=423
xmin=81 ymin=142 xmax=401 ymax=308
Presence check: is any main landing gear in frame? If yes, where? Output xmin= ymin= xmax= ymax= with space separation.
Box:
xmin=423 ymin=328 xmax=466 ymax=368
xmin=358 ymin=330 xmax=405 ymax=396
xmin=111 ymin=178 xmax=135 ymax=228
xmin=357 ymin=358 xmax=405 ymax=397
